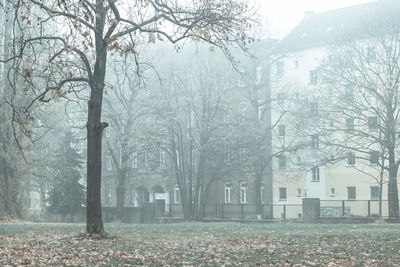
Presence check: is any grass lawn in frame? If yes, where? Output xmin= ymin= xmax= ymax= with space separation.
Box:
xmin=0 ymin=222 xmax=399 ymax=266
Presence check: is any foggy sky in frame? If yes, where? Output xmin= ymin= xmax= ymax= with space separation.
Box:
xmin=258 ymin=0 xmax=376 ymax=37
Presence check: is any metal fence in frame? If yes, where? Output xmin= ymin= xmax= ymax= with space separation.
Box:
xmin=169 ymin=200 xmax=394 ymax=220
xmin=320 ymin=200 xmax=389 ymax=218
xmin=169 ymin=203 xmax=303 ymax=220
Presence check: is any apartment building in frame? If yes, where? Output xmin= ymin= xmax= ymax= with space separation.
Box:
xmin=271 ymin=0 xmax=400 ymax=217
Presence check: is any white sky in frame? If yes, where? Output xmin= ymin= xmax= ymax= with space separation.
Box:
xmin=257 ymin=0 xmax=376 ymax=37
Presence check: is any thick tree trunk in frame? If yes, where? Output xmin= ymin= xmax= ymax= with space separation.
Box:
xmin=86 ymin=95 xmax=107 ymax=234
xmin=85 ymin=2 xmax=109 ymax=235
xmin=86 ymin=14 xmax=108 ymax=234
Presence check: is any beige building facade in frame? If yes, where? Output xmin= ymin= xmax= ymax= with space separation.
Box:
xmin=271 ymin=0 xmax=400 ymax=218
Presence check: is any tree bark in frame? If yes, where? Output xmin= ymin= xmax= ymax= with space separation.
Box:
xmin=86 ymin=3 xmax=108 ymax=234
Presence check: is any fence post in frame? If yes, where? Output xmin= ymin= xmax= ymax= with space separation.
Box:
xmin=342 ymin=200 xmax=345 ymax=216
xmin=283 ymin=205 xmax=287 ymax=220
xmin=368 ymin=200 xmax=371 ymax=217
xmin=271 ymin=204 xmax=274 ymax=219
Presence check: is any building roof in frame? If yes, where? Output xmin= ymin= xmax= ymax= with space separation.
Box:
xmin=273 ymin=0 xmax=396 ymax=54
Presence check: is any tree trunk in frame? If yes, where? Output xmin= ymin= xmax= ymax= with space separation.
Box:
xmin=86 ymin=4 xmax=108 ymax=233
xmin=264 ymin=65 xmax=273 ymax=219
xmin=199 ymin=180 xmax=213 ymax=219
xmin=86 ymin=94 xmax=107 ymax=234
xmin=388 ymin=147 xmax=399 ymax=218
xmin=378 ymin=155 xmax=385 ymax=218
xmin=254 ymin=172 xmax=264 ymax=216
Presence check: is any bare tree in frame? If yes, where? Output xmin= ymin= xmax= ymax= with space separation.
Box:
xmin=6 ymin=0 xmax=255 ymax=234
xmin=153 ymin=46 xmax=235 ymax=219
xmin=103 ymin=56 xmax=153 ymax=220
xmin=309 ymin=3 xmax=400 ymax=217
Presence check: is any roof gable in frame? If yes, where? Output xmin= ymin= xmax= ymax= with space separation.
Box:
xmin=274 ymin=0 xmax=396 ymax=54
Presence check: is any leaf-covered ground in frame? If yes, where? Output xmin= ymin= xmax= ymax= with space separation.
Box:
xmin=0 ymin=222 xmax=399 ymax=266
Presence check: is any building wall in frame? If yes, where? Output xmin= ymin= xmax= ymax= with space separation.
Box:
xmin=271 ymin=44 xmax=399 ymax=210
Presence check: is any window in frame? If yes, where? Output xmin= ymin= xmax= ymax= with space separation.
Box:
xmin=278 ymin=124 xmax=285 ymax=137
xmin=106 ymin=155 xmax=113 ymax=171
xmin=225 ymin=182 xmax=232 ymax=203
xmin=176 ymin=150 xmax=180 ymax=167
xmin=160 ymin=150 xmax=166 ymax=167
xmin=330 ymin=188 xmax=336 ymax=197
xmin=239 ymin=101 xmax=247 ymax=117
xmin=257 ymin=99 xmax=263 ymax=120
xmin=312 ymin=167 xmax=320 ymax=182
xmin=279 ymin=187 xmax=287 ymax=201
xmin=368 ymin=116 xmax=378 ymax=130
xmin=370 ymin=186 xmax=379 ymax=200
xmin=370 ymin=150 xmax=379 ymax=165
xmin=240 ymin=182 xmax=248 ymax=204
xmin=105 ymin=182 xmax=112 ymax=205
xmin=174 ymin=184 xmax=180 ymax=204
xmin=278 ymin=154 xmax=286 ymax=169
xmin=132 ymin=191 xmax=139 ymax=207
xmin=276 ymin=61 xmax=284 ymax=76
xmin=346 ymin=118 xmax=354 ymax=131
xmin=311 ymin=135 xmax=319 ymax=149
xmin=297 ymin=188 xmax=302 ymax=197
xmin=256 ymin=66 xmax=262 ymax=84
xmin=132 ymin=151 xmax=138 ymax=168
xmin=347 ymin=152 xmax=355 ymax=165
xmin=261 ymin=182 xmax=265 ymax=204
xmin=347 ymin=186 xmax=356 ymax=200
xmin=224 ymin=147 xmax=231 ymax=164
xmin=310 ymin=70 xmax=318 ymax=85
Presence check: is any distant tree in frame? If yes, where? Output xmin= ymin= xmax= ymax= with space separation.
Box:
xmin=0 ymin=0 xmax=24 ymax=219
xmin=48 ymin=131 xmax=85 ymax=222
xmin=150 ymin=46 xmax=236 ymax=219
xmin=103 ymin=57 xmax=151 ymax=220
